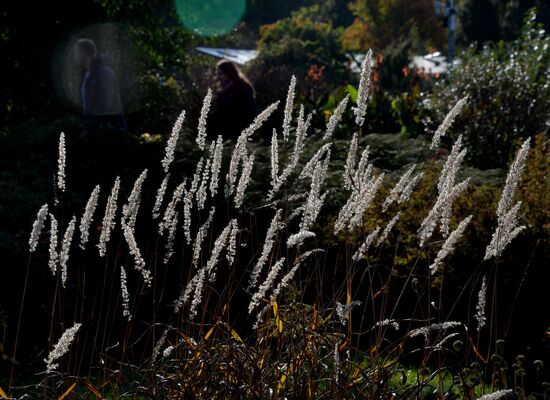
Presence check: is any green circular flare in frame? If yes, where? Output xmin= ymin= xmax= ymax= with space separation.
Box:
xmin=175 ymin=0 xmax=246 ymax=37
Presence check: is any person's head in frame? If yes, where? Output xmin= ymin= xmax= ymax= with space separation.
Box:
xmin=216 ymin=59 xmax=240 ymax=87
xmin=73 ymin=38 xmax=97 ymax=70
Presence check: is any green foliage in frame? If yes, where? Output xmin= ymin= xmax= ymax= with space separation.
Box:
xmin=249 ymin=3 xmax=352 ymax=125
xmin=424 ymin=9 xmax=550 ymax=169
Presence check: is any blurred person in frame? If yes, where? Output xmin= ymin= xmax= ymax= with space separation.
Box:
xmin=73 ymin=38 xmax=127 ymax=134
xmin=212 ymin=59 xmax=257 ymax=141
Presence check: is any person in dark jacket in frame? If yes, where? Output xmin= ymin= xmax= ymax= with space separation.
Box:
xmin=212 ymin=59 xmax=257 ymax=141
xmin=73 ymin=38 xmax=127 ymax=133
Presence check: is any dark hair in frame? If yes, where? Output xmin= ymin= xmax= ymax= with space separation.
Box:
xmin=217 ymin=59 xmax=254 ymax=92
xmin=75 ymin=38 xmax=97 ymax=58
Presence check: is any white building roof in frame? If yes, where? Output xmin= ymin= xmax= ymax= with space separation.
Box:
xmin=195 ymin=47 xmax=259 ymax=65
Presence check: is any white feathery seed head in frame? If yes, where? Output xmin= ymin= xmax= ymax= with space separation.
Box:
xmin=122 ymin=223 xmax=152 ymax=287
xmin=476 ymin=275 xmax=487 ymax=333
xmin=57 ymin=132 xmax=66 ymax=192
xmin=429 ymin=215 xmax=472 ymax=275
xmin=352 ymin=226 xmax=380 ymax=262
xmin=122 ymin=169 xmax=147 ymax=230
xmin=209 ymin=136 xmax=223 ymax=198
xmin=353 ymin=49 xmax=374 ymax=127
xmin=29 ymin=203 xmax=49 ymax=252
xmin=478 ymin=390 xmax=514 ymax=400
xmin=48 ymin=213 xmax=59 ymax=276
xmin=343 ymin=132 xmax=359 ymax=190
xmin=248 ymin=209 xmax=283 ymax=290
xmin=196 ymin=88 xmax=212 ymax=150
xmin=98 ymin=176 xmax=120 ymax=257
xmin=430 ymin=96 xmax=468 ymax=150
xmin=249 ymin=257 xmax=285 ymax=314
xmin=79 ymin=185 xmax=100 ymax=250
xmin=287 ymin=230 xmax=316 ymax=248
xmin=271 ymin=129 xmax=279 ymax=186
xmin=120 ymin=265 xmax=132 ymax=321
xmin=497 ymin=137 xmax=531 ymax=220
xmin=377 ymin=212 xmax=401 ymax=246
xmin=324 ymin=94 xmax=349 ymax=141
xmin=162 ymin=109 xmax=185 ymax=173
xmin=484 ymin=201 xmax=526 ymax=260
xmin=60 ymin=216 xmax=76 ymax=288
xmin=152 ymin=174 xmax=170 ymax=220
xmin=44 ymin=322 xmax=82 ymax=374
xmin=282 ymin=75 xmax=296 ymax=141
xmin=382 ymin=165 xmax=416 ymax=212
xmin=234 ymin=153 xmax=254 ymax=209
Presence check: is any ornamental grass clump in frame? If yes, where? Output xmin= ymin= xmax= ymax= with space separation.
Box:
xmin=13 ymin=49 xmax=544 ymax=399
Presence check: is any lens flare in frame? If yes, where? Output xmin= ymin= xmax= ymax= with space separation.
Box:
xmin=51 ymin=23 xmax=143 ymax=114
xmin=175 ymin=0 xmax=246 ymax=37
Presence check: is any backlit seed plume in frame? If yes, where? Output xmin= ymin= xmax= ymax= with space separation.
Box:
xmin=429 ymin=215 xmax=472 ymax=275
xmin=234 ymin=153 xmax=254 ymax=209
xmin=287 ymin=230 xmax=315 ymax=248
xmin=374 ymin=319 xmax=400 ymax=331
xmin=282 ymin=75 xmax=296 ymax=141
xmin=334 ymin=342 xmax=340 ymax=384
xmin=57 ymin=132 xmax=66 ymax=192
xmin=196 ymin=155 xmax=211 ymax=210
xmin=205 ymin=220 xmax=236 ymax=282
xmin=60 ymin=216 xmax=76 ymax=288
xmin=152 ymin=174 xmax=170 ymax=220
xmin=44 ymin=322 xmax=81 ymax=374
xmin=79 ymin=185 xmax=100 ymax=250
xmin=271 ymin=129 xmax=279 ymax=186
xmin=346 ymin=172 xmax=385 ymax=231
xmin=353 ymin=49 xmax=374 ymax=127
xmin=209 ymin=136 xmax=223 ymax=198
xmin=159 ymin=180 xmax=186 ymax=236
xmin=174 ymin=273 xmax=198 ymax=313
xmin=268 ymin=105 xmax=311 ymax=200
xmin=484 ymin=201 xmax=526 ymax=260
xmin=399 ymin=172 xmax=424 ymax=204
xmin=478 ymin=390 xmax=514 ymax=400
xmin=249 ymin=257 xmax=285 ymax=314
xmin=324 ymin=94 xmax=349 ymax=141
xmin=476 ymin=275 xmax=487 ymax=332
xmin=29 ymin=203 xmax=48 ymax=252
xmin=496 ymin=137 xmax=530 ymax=220
xmin=300 ymin=157 xmax=329 ymax=232
xmin=196 ymin=88 xmax=212 ymax=150
xmin=377 ymin=212 xmax=401 ymax=246
xmin=191 ymin=207 xmax=215 ymax=267
xmin=418 ymin=178 xmax=470 ymax=247
xmin=163 ymin=209 xmax=179 ymax=264
xmin=162 ymin=109 xmax=185 ymax=173
xmin=408 ymin=321 xmax=464 ymax=339
xmin=299 ymin=143 xmax=331 ymax=179
xmin=271 ymin=250 xmax=320 ymax=300
xmin=352 ymin=226 xmax=380 ymax=261
xmin=120 ymin=265 xmax=131 ymax=321
xmin=382 ymin=165 xmax=416 ymax=211
xmin=122 ymin=223 xmax=152 ymax=287
xmin=248 ymin=209 xmax=283 ymax=290
xmin=418 ymin=136 xmax=468 ymax=246
xmin=122 ymin=169 xmax=147 ymax=230
xmin=189 ymin=268 xmax=206 ymax=319
xmin=98 ymin=177 xmax=120 ymax=257
xmin=48 ymin=214 xmax=59 ymax=275
xmin=335 ymin=300 xmax=362 ymax=326
xmin=343 ymin=132 xmax=359 ymax=190
xmin=430 ymin=96 xmax=468 ymax=150
xmin=226 ymin=220 xmax=239 ymax=265
xmin=183 ymin=158 xmax=204 ymax=243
